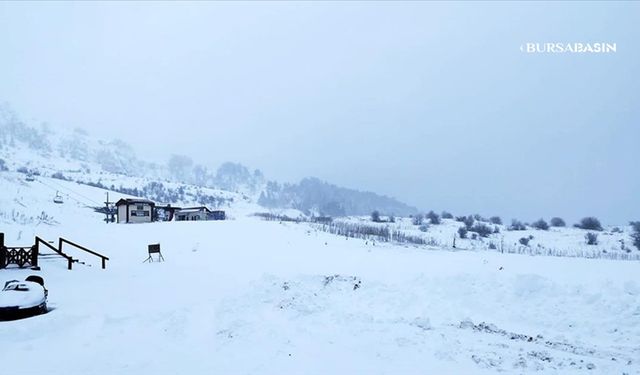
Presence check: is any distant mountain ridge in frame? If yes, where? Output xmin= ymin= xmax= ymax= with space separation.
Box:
xmin=0 ymin=102 xmax=417 ymax=216
xmin=259 ymin=178 xmax=417 ymax=216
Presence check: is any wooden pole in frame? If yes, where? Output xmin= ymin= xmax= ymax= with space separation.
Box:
xmin=31 ymin=241 xmax=39 ymax=267
xmin=0 ymin=232 xmax=5 ymax=269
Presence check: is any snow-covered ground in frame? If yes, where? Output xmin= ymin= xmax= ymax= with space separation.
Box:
xmin=1 ymin=172 xmax=639 ymax=374
xmin=330 ymin=216 xmax=638 ymax=260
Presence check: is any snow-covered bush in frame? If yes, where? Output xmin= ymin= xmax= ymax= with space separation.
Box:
xmin=441 ymin=211 xmax=453 ymax=219
xmin=550 ymin=217 xmax=566 ymax=227
xmin=575 ymin=217 xmax=603 ymax=231
xmin=509 ymin=219 xmax=526 ymax=231
xmin=519 ymin=237 xmax=530 ymax=246
xmin=426 ymin=210 xmax=440 ymax=225
xmin=489 ymin=216 xmax=502 ymax=225
xmin=585 ymin=232 xmax=599 ymax=245
xmin=457 ymin=226 xmax=468 ymax=239
xmin=531 ymin=219 xmax=549 ymax=230
xmin=470 ymin=223 xmax=492 ymax=238
xmin=418 ymin=224 xmax=429 ymax=232
xmin=371 ymin=210 xmax=381 ymax=223
xmin=630 ymin=221 xmax=640 ymax=250
xmin=0 ymin=158 xmax=7 ymax=171
xmin=473 ymin=214 xmax=487 ymax=222
xmin=412 ymin=214 xmax=424 ymax=226
xmin=51 ymin=171 xmax=70 ymax=181
xmin=456 ymin=215 xmax=474 ymax=230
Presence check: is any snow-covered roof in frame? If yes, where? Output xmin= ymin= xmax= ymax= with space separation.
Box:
xmin=115 ymin=198 xmax=155 ymax=206
xmin=176 ymin=207 xmax=210 ymax=214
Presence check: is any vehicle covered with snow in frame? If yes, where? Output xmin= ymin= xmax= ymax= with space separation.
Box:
xmin=0 ymin=275 xmax=48 ymax=320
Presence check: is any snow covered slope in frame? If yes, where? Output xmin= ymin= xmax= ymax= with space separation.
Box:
xmin=0 ymin=171 xmax=639 ymax=374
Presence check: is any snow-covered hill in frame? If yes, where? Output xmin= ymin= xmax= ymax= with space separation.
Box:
xmin=322 ymin=216 xmax=639 ymax=261
xmin=0 ymin=103 xmax=417 ymax=216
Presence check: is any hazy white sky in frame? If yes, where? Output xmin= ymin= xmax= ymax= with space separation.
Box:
xmin=1 ymin=2 xmax=638 ymax=223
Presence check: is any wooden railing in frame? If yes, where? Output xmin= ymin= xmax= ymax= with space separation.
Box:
xmin=1 ymin=233 xmax=109 ymax=270
xmin=59 ymin=237 xmax=109 ymax=269
xmin=35 ymin=236 xmax=74 ymax=270
xmin=0 ymin=233 xmax=38 ymax=269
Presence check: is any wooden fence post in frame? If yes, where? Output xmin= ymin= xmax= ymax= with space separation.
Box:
xmin=31 ymin=241 xmax=38 ymax=267
xmin=0 ymin=232 xmax=5 ymax=269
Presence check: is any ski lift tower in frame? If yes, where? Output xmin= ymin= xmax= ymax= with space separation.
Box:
xmin=104 ymin=192 xmax=116 ymax=223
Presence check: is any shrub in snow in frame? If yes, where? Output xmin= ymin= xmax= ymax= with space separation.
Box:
xmin=630 ymin=221 xmax=640 ymax=250
xmin=488 ymin=243 xmax=497 ymax=249
xmin=585 ymin=232 xmax=599 ymax=245
xmin=17 ymin=166 xmax=29 ymax=174
xmin=426 ymin=210 xmax=441 ymax=225
xmin=471 ymin=233 xmax=478 ymax=240
xmin=493 ymin=225 xmax=500 ymax=234
xmin=441 ymin=211 xmax=453 ymax=219
xmin=418 ymin=224 xmax=429 ymax=232
xmin=0 ymin=158 xmax=7 ymax=171
xmin=489 ymin=216 xmax=502 ymax=225
xmin=412 ymin=214 xmax=424 ymax=226
xmin=611 ymin=226 xmax=622 ymax=233
xmin=509 ymin=219 xmax=526 ymax=231
xmin=473 ymin=214 xmax=487 ymax=222
xmin=388 ymin=215 xmax=395 ymax=223
xmin=371 ymin=210 xmax=381 ymax=223
xmin=457 ymin=226 xmax=468 ymax=239
xmin=575 ymin=217 xmax=603 ymax=231
xmin=531 ymin=219 xmax=549 ymax=230
xmin=470 ymin=223 xmax=492 ymax=238
xmin=463 ymin=216 xmax=475 ymax=230
xmin=312 ymin=216 xmax=333 ymax=224
xmin=519 ymin=237 xmax=530 ymax=246
xmin=550 ymin=217 xmax=566 ymax=227
xmin=455 ymin=215 xmax=466 ymax=222
xmin=51 ymin=171 xmax=70 ymax=181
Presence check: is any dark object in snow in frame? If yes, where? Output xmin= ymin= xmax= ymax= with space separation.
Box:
xmin=0 ymin=275 xmax=48 ymax=321
xmin=585 ymin=232 xmax=599 ymax=245
xmin=53 ymin=191 xmax=64 ymax=204
xmin=574 ymin=217 xmax=603 ymax=231
xmin=144 ymin=243 xmax=165 ymax=263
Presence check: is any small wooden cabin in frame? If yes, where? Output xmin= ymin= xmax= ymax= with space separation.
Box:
xmin=115 ymin=198 xmax=155 ymax=224
xmin=175 ymin=207 xmax=211 ymax=221
xmin=175 ymin=207 xmax=226 ymax=221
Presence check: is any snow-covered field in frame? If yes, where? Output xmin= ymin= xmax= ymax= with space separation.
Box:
xmin=1 ymin=172 xmax=639 ymax=374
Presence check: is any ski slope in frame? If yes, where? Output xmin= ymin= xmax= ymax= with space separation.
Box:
xmin=0 ymin=173 xmax=639 ymax=374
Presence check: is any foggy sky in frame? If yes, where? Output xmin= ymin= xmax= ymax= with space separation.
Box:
xmin=1 ymin=2 xmax=638 ymax=224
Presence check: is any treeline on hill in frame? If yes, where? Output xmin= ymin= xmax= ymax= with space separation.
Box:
xmin=258 ymin=177 xmax=418 ymax=217
xmin=0 ymin=103 xmax=152 ymax=176
xmin=1 ymin=104 xmax=419 ymax=216
xmin=77 ymin=180 xmax=233 ymax=207
xmin=166 ymin=157 xmax=265 ymax=194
